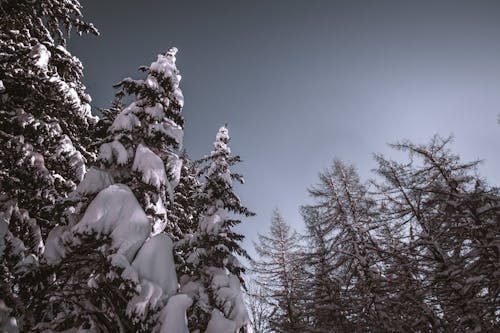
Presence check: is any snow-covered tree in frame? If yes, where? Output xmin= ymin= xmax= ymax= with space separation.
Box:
xmin=180 ymin=126 xmax=254 ymax=333
xmin=252 ymin=209 xmax=307 ymax=333
xmin=305 ymin=160 xmax=387 ymax=331
xmin=0 ymin=1 xmax=98 ymax=330
xmin=97 ymin=46 xmax=185 ymax=237
xmin=374 ymin=136 xmax=500 ymax=331
xmin=300 ymin=205 xmax=352 ymax=332
xmin=35 ymin=48 xmax=188 ymax=332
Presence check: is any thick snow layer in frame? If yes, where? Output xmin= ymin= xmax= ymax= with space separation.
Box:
xmin=148 ymin=118 xmax=183 ymax=148
xmin=199 ymin=208 xmax=227 ymax=235
xmin=131 ymin=234 xmax=178 ymax=296
xmin=132 ymin=144 xmax=167 ymax=189
xmin=150 ymin=47 xmax=177 ymax=78
xmin=151 ymin=197 xmax=167 ymax=236
xmin=55 ymin=135 xmax=86 ymax=181
xmin=159 ymin=294 xmax=192 ymax=333
xmin=168 ymin=154 xmax=183 ymax=190
xmin=44 ymin=225 xmax=68 ymax=265
xmin=144 ymin=103 xmax=165 ymax=120
xmin=99 ymin=140 xmax=129 ymax=165
xmin=149 ymin=47 xmax=184 ymax=108
xmin=73 ymin=184 xmax=150 ymax=261
xmin=210 ymin=268 xmax=249 ymax=330
xmin=30 ymin=44 xmax=50 ymax=70
xmin=110 ymin=107 xmax=141 ymax=132
xmin=76 ymin=167 xmax=114 ymax=195
xmin=204 ymin=309 xmax=237 ymax=333
xmin=127 ymin=279 xmax=164 ymax=317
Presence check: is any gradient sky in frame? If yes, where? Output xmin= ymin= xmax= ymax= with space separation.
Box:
xmin=70 ymin=0 xmax=500 ymax=257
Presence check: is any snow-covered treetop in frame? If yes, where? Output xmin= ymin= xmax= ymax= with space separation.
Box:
xmin=95 ymin=48 xmax=186 ymax=237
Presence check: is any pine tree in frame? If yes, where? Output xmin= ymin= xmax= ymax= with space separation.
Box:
xmin=252 ymin=209 xmax=306 ymax=333
xmin=0 ymin=1 xmax=98 ymax=330
xmin=181 ymin=126 xmax=254 ymax=332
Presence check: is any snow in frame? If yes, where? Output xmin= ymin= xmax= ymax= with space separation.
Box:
xmin=151 ymin=197 xmax=168 ymax=236
xmin=150 ymin=47 xmax=177 ymax=78
xmin=148 ymin=118 xmax=183 ymax=147
xmin=44 ymin=225 xmax=68 ymax=265
xmin=204 ymin=309 xmax=237 ymax=333
xmin=0 ymin=300 xmax=18 ymax=333
xmin=168 ymin=153 xmax=183 ymax=190
xmin=76 ymin=167 xmax=114 ymax=195
xmin=148 ymin=47 xmax=184 ymax=108
xmin=158 ymin=294 xmax=192 ymax=333
xmin=132 ymin=144 xmax=167 ymax=189
xmin=144 ymin=103 xmax=165 ymax=120
xmin=99 ymin=140 xmax=129 ymax=165
xmin=127 ymin=279 xmax=164 ymax=317
xmin=30 ymin=44 xmax=50 ymax=70
xmin=199 ymin=207 xmax=227 ymax=235
xmin=209 ymin=268 xmax=249 ymax=330
xmin=0 ymin=215 xmax=7 ymax=258
xmin=131 ymin=234 xmax=178 ymax=297
xmin=110 ymin=107 xmax=141 ymax=132
xmin=73 ymin=184 xmax=150 ymax=261
xmin=55 ymin=135 xmax=86 ymax=181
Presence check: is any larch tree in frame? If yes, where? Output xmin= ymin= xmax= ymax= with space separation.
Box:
xmin=252 ymin=209 xmax=306 ymax=333
xmin=306 ymin=160 xmax=386 ymax=331
xmin=300 ymin=205 xmax=350 ymax=332
xmin=374 ymin=136 xmax=500 ymax=331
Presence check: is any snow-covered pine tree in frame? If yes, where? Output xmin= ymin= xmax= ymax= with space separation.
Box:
xmin=0 ymin=1 xmax=98 ymax=330
xmin=36 ymin=48 xmax=188 ymax=332
xmin=172 ymin=153 xmax=204 ymax=278
xmin=98 ymin=46 xmax=185 ymax=238
xmin=252 ymin=209 xmax=307 ymax=333
xmin=374 ymin=136 xmax=500 ymax=331
xmin=180 ymin=126 xmax=254 ymax=333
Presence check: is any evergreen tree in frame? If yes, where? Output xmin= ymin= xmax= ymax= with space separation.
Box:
xmin=252 ymin=209 xmax=306 ymax=333
xmin=97 ymin=46 xmax=185 ymax=237
xmin=0 ymin=1 xmax=98 ymax=330
xmin=34 ymin=48 xmax=187 ymax=332
xmin=181 ymin=126 xmax=254 ymax=332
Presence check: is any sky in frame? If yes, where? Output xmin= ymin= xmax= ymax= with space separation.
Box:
xmin=70 ymin=0 xmax=500 ymax=257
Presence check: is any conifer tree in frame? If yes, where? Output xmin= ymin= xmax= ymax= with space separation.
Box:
xmin=0 ymin=1 xmax=98 ymax=330
xmin=97 ymin=46 xmax=185 ymax=237
xmin=181 ymin=126 xmax=254 ymax=333
xmin=374 ymin=136 xmax=500 ymax=331
xmin=306 ymin=160 xmax=386 ymax=331
xmin=300 ymin=205 xmax=351 ymax=332
xmin=34 ymin=48 xmax=187 ymax=332
xmin=252 ymin=209 xmax=306 ymax=333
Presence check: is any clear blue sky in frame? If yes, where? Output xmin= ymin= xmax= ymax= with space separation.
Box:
xmin=71 ymin=0 xmax=500 ymax=258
